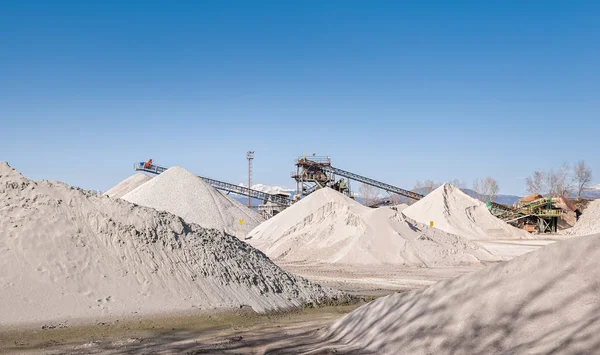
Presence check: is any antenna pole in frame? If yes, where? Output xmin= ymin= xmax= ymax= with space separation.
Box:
xmin=246 ymin=151 xmax=254 ymax=207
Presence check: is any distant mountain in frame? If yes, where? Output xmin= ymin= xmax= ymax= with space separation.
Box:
xmin=580 ymin=186 xmax=600 ymax=199
xmin=461 ymin=188 xmax=521 ymax=206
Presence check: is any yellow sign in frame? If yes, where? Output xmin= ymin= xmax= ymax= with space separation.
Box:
xmin=239 ymin=219 xmax=244 ymax=225
xmin=430 ymin=221 xmax=434 ymax=227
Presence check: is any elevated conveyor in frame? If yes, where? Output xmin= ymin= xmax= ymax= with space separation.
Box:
xmin=295 ymin=158 xmax=423 ymax=201
xmin=133 ymin=162 xmax=292 ymax=206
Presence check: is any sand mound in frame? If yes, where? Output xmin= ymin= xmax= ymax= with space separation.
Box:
xmin=403 ymin=183 xmax=531 ymax=240
xmin=246 ymin=188 xmax=498 ymax=266
xmin=312 ymin=234 xmax=600 ymax=354
xmin=122 ymin=166 xmax=263 ymax=238
xmin=103 ymin=173 xmax=152 ymax=198
xmin=0 ymin=162 xmax=344 ymax=326
xmin=565 ymin=199 xmax=600 ymax=236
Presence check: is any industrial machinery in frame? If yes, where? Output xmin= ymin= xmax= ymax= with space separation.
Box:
xmin=135 ymin=155 xmax=572 ymax=233
xmin=486 ymin=196 xmax=564 ymax=233
xmin=134 ymin=161 xmax=292 ymax=208
xmin=291 ymin=155 xmax=423 ymax=202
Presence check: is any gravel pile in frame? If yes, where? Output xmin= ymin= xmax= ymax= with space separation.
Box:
xmin=565 ymin=199 xmax=600 ymax=236
xmin=122 ymin=166 xmax=264 ymax=238
xmin=246 ymin=188 xmax=499 ymax=266
xmin=0 ymin=162 xmax=345 ymax=326
xmin=103 ymin=173 xmax=152 ymax=198
xmin=403 ymin=183 xmax=532 ymax=240
xmin=313 ymin=234 xmax=600 ymax=354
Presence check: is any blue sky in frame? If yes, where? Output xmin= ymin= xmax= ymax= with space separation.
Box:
xmin=1 ymin=1 xmax=599 ymax=195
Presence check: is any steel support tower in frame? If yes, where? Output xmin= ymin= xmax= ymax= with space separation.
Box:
xmin=247 ymin=151 xmax=254 ymax=207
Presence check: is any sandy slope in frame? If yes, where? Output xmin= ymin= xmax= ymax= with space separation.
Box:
xmin=316 ymin=234 xmax=600 ymax=354
xmin=103 ymin=173 xmax=152 ymax=199
xmin=122 ymin=166 xmax=263 ymax=238
xmin=403 ymin=183 xmax=531 ymax=240
xmin=0 ymin=162 xmax=344 ymax=326
xmin=246 ymin=188 xmax=498 ymax=266
xmin=565 ymin=199 xmax=600 ymax=236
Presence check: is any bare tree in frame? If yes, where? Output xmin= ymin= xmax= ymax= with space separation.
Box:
xmin=449 ymin=178 xmax=466 ymax=189
xmin=413 ymin=180 xmax=424 ymax=193
xmin=359 ymin=183 xmax=380 ymax=206
xmin=473 ymin=177 xmax=499 ymax=202
xmin=389 ymin=193 xmax=414 ymax=206
xmin=574 ymin=160 xmax=593 ymax=199
xmin=546 ymin=162 xmax=573 ymax=196
xmin=472 ymin=178 xmax=483 ymax=201
xmin=525 ymin=171 xmax=545 ymax=195
xmin=482 ymin=177 xmax=499 ymax=202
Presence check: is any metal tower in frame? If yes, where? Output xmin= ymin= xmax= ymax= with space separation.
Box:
xmin=246 ymin=151 xmax=254 ymax=207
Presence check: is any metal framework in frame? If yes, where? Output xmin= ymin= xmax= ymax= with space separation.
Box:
xmin=291 ymin=155 xmax=423 ymax=201
xmin=134 ymin=161 xmax=292 ymax=206
xmin=246 ymin=151 xmax=254 ymax=207
xmin=291 ymin=155 xmax=337 ymax=196
xmin=486 ymin=197 xmax=562 ymax=233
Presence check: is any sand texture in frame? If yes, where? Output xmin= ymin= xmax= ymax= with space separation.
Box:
xmin=122 ymin=166 xmax=264 ymax=238
xmin=0 ymin=162 xmax=345 ymax=326
xmin=319 ymin=234 xmax=600 ymax=354
xmin=403 ymin=183 xmax=531 ymax=240
xmin=565 ymin=199 xmax=600 ymax=236
xmin=103 ymin=173 xmax=152 ymax=199
xmin=246 ymin=188 xmax=499 ymax=266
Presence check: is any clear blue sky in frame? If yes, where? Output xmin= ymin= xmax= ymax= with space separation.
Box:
xmin=2 ymin=1 xmax=599 ymax=195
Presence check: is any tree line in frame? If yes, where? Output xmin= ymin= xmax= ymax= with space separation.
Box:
xmin=525 ymin=160 xmax=593 ymax=199
xmin=357 ymin=160 xmax=592 ymax=207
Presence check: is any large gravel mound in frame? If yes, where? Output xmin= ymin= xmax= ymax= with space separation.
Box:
xmin=103 ymin=173 xmax=152 ymax=198
xmin=246 ymin=188 xmax=499 ymax=266
xmin=403 ymin=183 xmax=531 ymax=240
xmin=122 ymin=166 xmax=264 ymax=238
xmin=0 ymin=162 xmax=345 ymax=326
xmin=565 ymin=199 xmax=600 ymax=236
xmin=299 ymin=234 xmax=600 ymax=354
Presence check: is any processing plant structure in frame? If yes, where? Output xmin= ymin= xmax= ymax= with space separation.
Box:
xmin=133 ymin=156 xmax=578 ymax=233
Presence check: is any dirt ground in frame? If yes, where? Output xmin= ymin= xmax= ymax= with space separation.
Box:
xmin=0 ymin=239 xmax=557 ymax=354
xmin=0 ymin=305 xmax=363 ymax=354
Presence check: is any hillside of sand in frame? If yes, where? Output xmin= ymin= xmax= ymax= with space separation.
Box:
xmin=403 ymin=183 xmax=531 ymax=240
xmin=565 ymin=199 xmax=600 ymax=236
xmin=122 ymin=166 xmax=264 ymax=238
xmin=246 ymin=188 xmax=499 ymax=267
xmin=0 ymin=162 xmax=344 ymax=326
xmin=103 ymin=173 xmax=152 ymax=198
xmin=311 ymin=234 xmax=600 ymax=354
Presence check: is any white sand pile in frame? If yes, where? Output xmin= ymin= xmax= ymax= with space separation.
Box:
xmin=393 ymin=203 xmax=409 ymax=211
xmin=315 ymin=234 xmax=600 ymax=354
xmin=0 ymin=162 xmax=344 ymax=326
xmin=565 ymin=199 xmax=600 ymax=236
xmin=403 ymin=183 xmax=531 ymax=240
xmin=122 ymin=166 xmax=263 ymax=238
xmin=246 ymin=188 xmax=498 ymax=266
xmin=103 ymin=173 xmax=152 ymax=198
